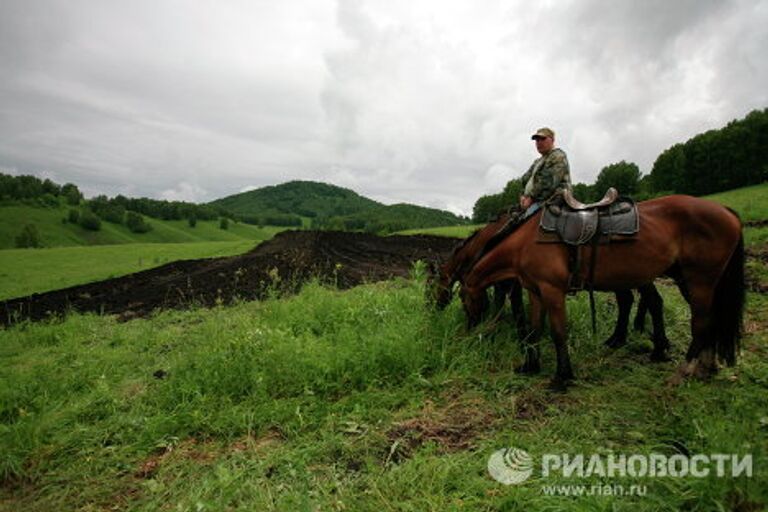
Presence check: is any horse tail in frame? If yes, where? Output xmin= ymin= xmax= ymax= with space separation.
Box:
xmin=712 ymin=231 xmax=745 ymax=365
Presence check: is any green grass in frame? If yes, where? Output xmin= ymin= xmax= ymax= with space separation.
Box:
xmin=395 ymin=224 xmax=482 ymax=238
xmin=0 ymin=203 xmax=286 ymax=249
xmin=0 ymin=241 xmax=259 ymax=300
xmin=1 ymin=273 xmax=765 ymax=511
xmin=705 ymin=182 xmax=768 ymax=222
xmin=745 ymin=226 xmax=768 ymax=247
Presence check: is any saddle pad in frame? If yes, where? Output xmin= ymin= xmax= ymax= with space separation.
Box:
xmin=597 ymin=199 xmax=639 ymax=236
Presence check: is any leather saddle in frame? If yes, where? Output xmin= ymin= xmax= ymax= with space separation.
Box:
xmin=539 ymin=188 xmax=639 ymax=246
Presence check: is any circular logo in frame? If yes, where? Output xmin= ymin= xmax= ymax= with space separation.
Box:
xmin=487 ymin=447 xmax=534 ymax=485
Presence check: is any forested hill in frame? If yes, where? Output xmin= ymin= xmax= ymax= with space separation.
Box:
xmin=208 ymin=180 xmax=468 ymax=232
xmin=472 ymin=107 xmax=768 ymax=222
xmin=650 ymin=108 xmax=768 ymax=196
xmin=0 ymin=176 xmax=467 ymax=248
xmin=208 ymin=181 xmax=379 ymax=220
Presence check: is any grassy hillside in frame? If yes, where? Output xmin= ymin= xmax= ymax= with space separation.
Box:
xmin=0 ymin=203 xmax=284 ymax=249
xmin=396 ymin=224 xmax=482 ymax=238
xmin=0 ymin=276 xmax=765 ymax=510
xmin=705 ymin=182 xmax=768 ymax=222
xmin=0 ymin=241 xmax=259 ymax=300
xmin=209 ymin=180 xmax=468 ymax=232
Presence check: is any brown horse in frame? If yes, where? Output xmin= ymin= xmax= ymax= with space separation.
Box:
xmin=460 ymin=195 xmax=745 ymax=386
xmin=428 ymin=214 xmax=527 ymax=336
xmin=427 ymin=214 xmax=669 ymax=352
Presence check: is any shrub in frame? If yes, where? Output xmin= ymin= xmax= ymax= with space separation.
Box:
xmin=125 ymin=211 xmax=152 ymax=233
xmin=78 ymin=210 xmax=101 ymax=231
xmin=188 ymin=215 xmax=197 ymax=228
xmin=15 ymin=224 xmax=41 ymax=248
xmin=38 ymin=193 xmax=60 ymax=208
xmin=90 ymin=200 xmax=125 ymax=224
xmin=68 ymin=208 xmax=80 ymax=224
xmin=61 ymin=183 xmax=82 ymax=205
xmin=219 ymin=217 xmax=229 ymax=230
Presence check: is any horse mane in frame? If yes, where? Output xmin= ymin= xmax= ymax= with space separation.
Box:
xmin=449 ymin=226 xmax=483 ymax=258
xmin=448 ymin=207 xmax=515 ymax=258
xmin=476 ymin=207 xmax=526 ymax=260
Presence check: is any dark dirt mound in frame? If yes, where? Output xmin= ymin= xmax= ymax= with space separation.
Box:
xmin=1 ymin=230 xmax=460 ymax=327
xmin=745 ymin=219 xmax=768 ymax=228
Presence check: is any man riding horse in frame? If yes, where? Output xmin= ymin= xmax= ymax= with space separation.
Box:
xmin=459 ymin=131 xmax=745 ymax=386
xmin=520 ymin=127 xmax=572 ymax=215
xmin=488 ymin=127 xmax=572 ymax=245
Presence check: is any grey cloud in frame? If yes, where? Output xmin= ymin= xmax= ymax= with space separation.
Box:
xmin=0 ymin=0 xmax=765 ymax=216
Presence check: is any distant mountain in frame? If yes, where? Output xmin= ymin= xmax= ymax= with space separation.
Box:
xmin=208 ymin=180 xmax=468 ymax=233
xmin=209 ymin=181 xmax=378 ymax=218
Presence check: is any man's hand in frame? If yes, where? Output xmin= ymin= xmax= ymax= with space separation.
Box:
xmin=519 ymin=195 xmax=533 ymax=209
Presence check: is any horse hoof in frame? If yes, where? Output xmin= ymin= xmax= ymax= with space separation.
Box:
xmin=692 ymin=360 xmax=718 ymax=381
xmin=548 ymin=377 xmax=571 ymax=393
xmin=514 ymin=362 xmax=541 ymax=374
xmin=650 ymin=351 xmax=672 ymax=363
xmin=653 ymin=337 xmax=671 ymax=351
xmin=667 ymin=362 xmax=694 ymax=386
xmin=604 ymin=336 xmax=627 ymax=349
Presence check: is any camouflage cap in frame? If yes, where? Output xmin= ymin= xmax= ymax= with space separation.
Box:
xmin=531 ymin=127 xmax=555 ymax=140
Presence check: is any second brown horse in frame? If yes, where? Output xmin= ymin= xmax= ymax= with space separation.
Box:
xmin=428 ymin=213 xmax=670 ymax=358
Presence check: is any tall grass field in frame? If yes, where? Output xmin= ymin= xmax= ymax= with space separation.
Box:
xmin=1 ymin=271 xmax=766 ymax=511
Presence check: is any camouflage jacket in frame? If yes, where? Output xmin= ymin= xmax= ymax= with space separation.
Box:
xmin=520 ymin=148 xmax=572 ymax=203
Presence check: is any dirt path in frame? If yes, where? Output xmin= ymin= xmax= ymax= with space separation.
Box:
xmin=1 ymin=231 xmax=459 ymax=326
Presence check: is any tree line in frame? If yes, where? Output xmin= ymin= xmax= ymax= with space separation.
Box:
xmin=473 ymin=108 xmax=768 ymax=222
xmin=650 ymin=108 xmax=768 ymax=195
xmin=0 ymin=172 xmax=312 ymax=232
xmin=0 ymin=173 xmax=83 ymax=206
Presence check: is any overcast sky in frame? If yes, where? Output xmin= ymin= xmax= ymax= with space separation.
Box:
xmin=1 ymin=0 xmax=766 ymax=215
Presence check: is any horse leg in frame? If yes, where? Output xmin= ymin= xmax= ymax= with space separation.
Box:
xmin=633 ymin=288 xmax=648 ymax=332
xmin=515 ymin=290 xmax=540 ymax=374
xmin=677 ymin=281 xmax=718 ymax=380
xmin=462 ymin=286 xmax=487 ymax=329
xmin=492 ymin=281 xmax=509 ymax=313
xmin=508 ymin=280 xmax=528 ymax=340
xmin=604 ymin=289 xmax=633 ymax=349
xmin=639 ymin=284 xmax=671 ymax=362
xmin=541 ymin=285 xmax=574 ymax=388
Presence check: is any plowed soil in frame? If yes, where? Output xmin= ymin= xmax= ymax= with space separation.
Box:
xmin=1 ymin=230 xmax=460 ymax=326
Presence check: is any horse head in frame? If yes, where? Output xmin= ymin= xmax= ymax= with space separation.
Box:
xmin=425 ymin=260 xmax=454 ymax=310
